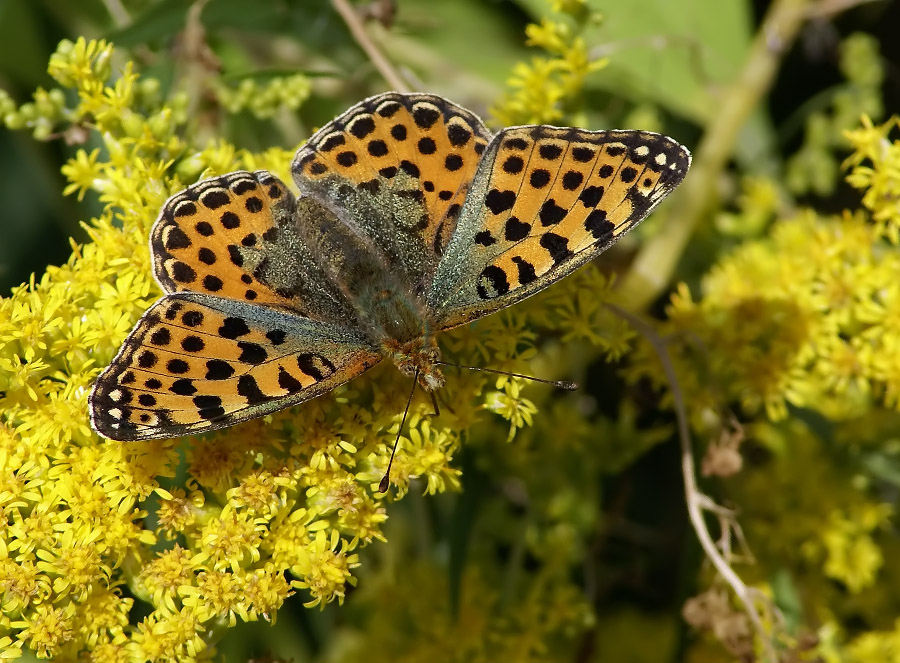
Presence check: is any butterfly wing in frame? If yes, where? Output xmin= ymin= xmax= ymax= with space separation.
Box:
xmin=427 ymin=126 xmax=691 ymax=329
xmin=291 ymin=92 xmax=493 ymax=296
xmin=151 ymin=170 xmax=356 ymax=323
xmin=89 ymin=292 xmax=381 ymax=441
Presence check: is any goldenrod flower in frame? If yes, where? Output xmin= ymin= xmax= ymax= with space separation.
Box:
xmin=0 ymin=37 xmax=475 ymax=657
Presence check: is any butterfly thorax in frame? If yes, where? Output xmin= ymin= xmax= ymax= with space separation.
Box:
xmin=362 ymin=281 xmax=445 ymax=391
xmin=382 ymin=335 xmax=444 ymax=391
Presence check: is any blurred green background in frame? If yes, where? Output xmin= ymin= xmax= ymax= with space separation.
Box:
xmin=2 ymin=1 xmax=900 ymax=661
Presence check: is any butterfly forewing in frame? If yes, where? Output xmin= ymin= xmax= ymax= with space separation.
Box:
xmin=292 ymin=92 xmax=493 ymax=293
xmin=152 ymin=170 xmax=355 ymax=323
xmin=89 ymin=293 xmax=381 ymax=441
xmin=428 ymin=126 xmax=691 ymax=329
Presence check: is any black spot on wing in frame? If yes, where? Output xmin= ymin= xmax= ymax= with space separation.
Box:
xmin=538 ymin=200 xmax=566 ymax=227
xmin=412 ymin=105 xmax=440 ymax=129
xmin=504 ymin=217 xmax=531 ymax=241
xmin=620 ymin=167 xmax=638 ymax=183
xmin=572 ymin=147 xmax=595 ymax=162
xmin=170 ymin=378 xmax=197 ymax=396
xmin=447 ymin=123 xmax=472 ymax=147
xmin=349 ymin=115 xmax=376 ymax=138
xmin=237 ymin=375 xmax=268 ymax=405
xmin=201 ymin=190 xmax=229 ymax=209
xmin=164 ymin=227 xmax=191 ymax=250
xmin=539 ymin=232 xmax=573 ymax=265
xmin=562 ymin=171 xmax=583 ymax=190
xmin=585 ymin=209 xmax=614 ymax=239
xmin=476 ymin=265 xmax=510 ymax=299
xmin=579 ymin=185 xmax=604 ymax=207
xmin=206 ymin=359 xmax=234 ymax=380
xmin=278 ymin=367 xmax=303 ymax=393
xmin=512 ymin=256 xmax=537 ymax=285
xmin=219 ymin=317 xmax=250 ymax=339
xmin=529 ymin=169 xmax=551 ymax=189
xmin=485 ymin=189 xmax=516 ymax=215
xmin=475 ymin=230 xmax=497 ymax=247
xmin=502 ymin=156 xmax=524 ymax=174
xmin=150 ymin=328 xmax=171 ymax=346
xmin=237 ymin=342 xmax=267 ymax=365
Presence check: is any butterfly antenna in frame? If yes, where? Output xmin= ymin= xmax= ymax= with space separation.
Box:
xmin=435 ymin=361 xmax=578 ymax=391
xmin=379 ymin=369 xmax=419 ymax=493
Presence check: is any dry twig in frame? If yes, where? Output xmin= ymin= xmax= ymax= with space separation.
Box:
xmin=606 ymin=302 xmax=780 ymax=663
xmin=332 ymin=0 xmax=410 ymax=92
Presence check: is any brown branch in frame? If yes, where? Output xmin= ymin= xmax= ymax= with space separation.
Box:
xmin=331 ymin=0 xmax=410 ymax=92
xmin=606 ymin=303 xmax=780 ymax=663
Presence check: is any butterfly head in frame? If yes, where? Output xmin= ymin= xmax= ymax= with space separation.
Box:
xmin=382 ymin=336 xmax=445 ymax=391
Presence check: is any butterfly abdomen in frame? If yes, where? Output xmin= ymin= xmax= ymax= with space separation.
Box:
xmin=356 ymin=277 xmax=429 ymax=345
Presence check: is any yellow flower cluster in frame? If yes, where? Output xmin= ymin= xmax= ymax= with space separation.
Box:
xmin=215 ymin=74 xmax=312 ymax=119
xmin=491 ymin=0 xmax=605 ymax=126
xmin=845 ymin=115 xmax=900 ymax=242
xmin=630 ymin=116 xmax=900 ymax=660
xmin=844 ymin=618 xmax=900 ymax=663
xmin=0 ymin=37 xmax=547 ymax=660
xmin=637 ymin=197 xmax=900 ymax=424
xmin=318 ymin=561 xmax=595 ymax=663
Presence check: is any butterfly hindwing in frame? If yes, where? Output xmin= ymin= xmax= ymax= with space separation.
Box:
xmin=89 ymin=293 xmax=382 ymax=441
xmin=292 ymin=92 xmax=493 ymax=294
xmin=151 ymin=170 xmax=356 ymax=322
xmin=428 ymin=126 xmax=691 ymax=329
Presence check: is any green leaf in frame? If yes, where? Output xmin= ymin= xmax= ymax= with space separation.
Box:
xmin=516 ymin=0 xmax=755 ymax=124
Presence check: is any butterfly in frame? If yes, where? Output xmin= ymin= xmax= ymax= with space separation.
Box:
xmin=89 ymin=92 xmax=690 ymax=450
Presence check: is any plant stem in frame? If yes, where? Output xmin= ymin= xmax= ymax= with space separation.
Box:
xmin=618 ymin=0 xmax=814 ymax=310
xmin=332 ymin=0 xmax=410 ymax=92
xmin=607 ymin=303 xmax=780 ymax=663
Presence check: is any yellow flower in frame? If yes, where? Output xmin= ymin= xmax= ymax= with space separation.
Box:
xmin=290 ymin=528 xmax=359 ymax=607
xmin=0 ymin=637 xmax=22 ymax=661
xmin=484 ymin=380 xmax=539 ymax=443
xmin=844 ymin=116 xmax=900 ymax=240
xmin=47 ymin=37 xmax=113 ymax=90
xmin=236 ymin=563 xmax=292 ymax=622
xmin=820 ymin=504 xmax=892 ymax=593
xmin=61 ymin=148 xmax=104 ymax=200
xmin=491 ymin=1 xmax=604 ymax=127
xmin=35 ymin=531 xmax=109 ymax=602
xmin=845 ymin=619 xmax=900 ymax=663
xmin=73 ymin=586 xmax=131 ymax=648
xmin=12 ymin=603 xmax=77 ymax=658
xmin=197 ymin=508 xmax=267 ymax=572
xmin=0 ymin=556 xmax=51 ymax=613
xmin=139 ymin=545 xmax=197 ymax=613
xmin=129 ymin=608 xmax=206 ymax=663
xmin=156 ymin=488 xmax=206 ymax=540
